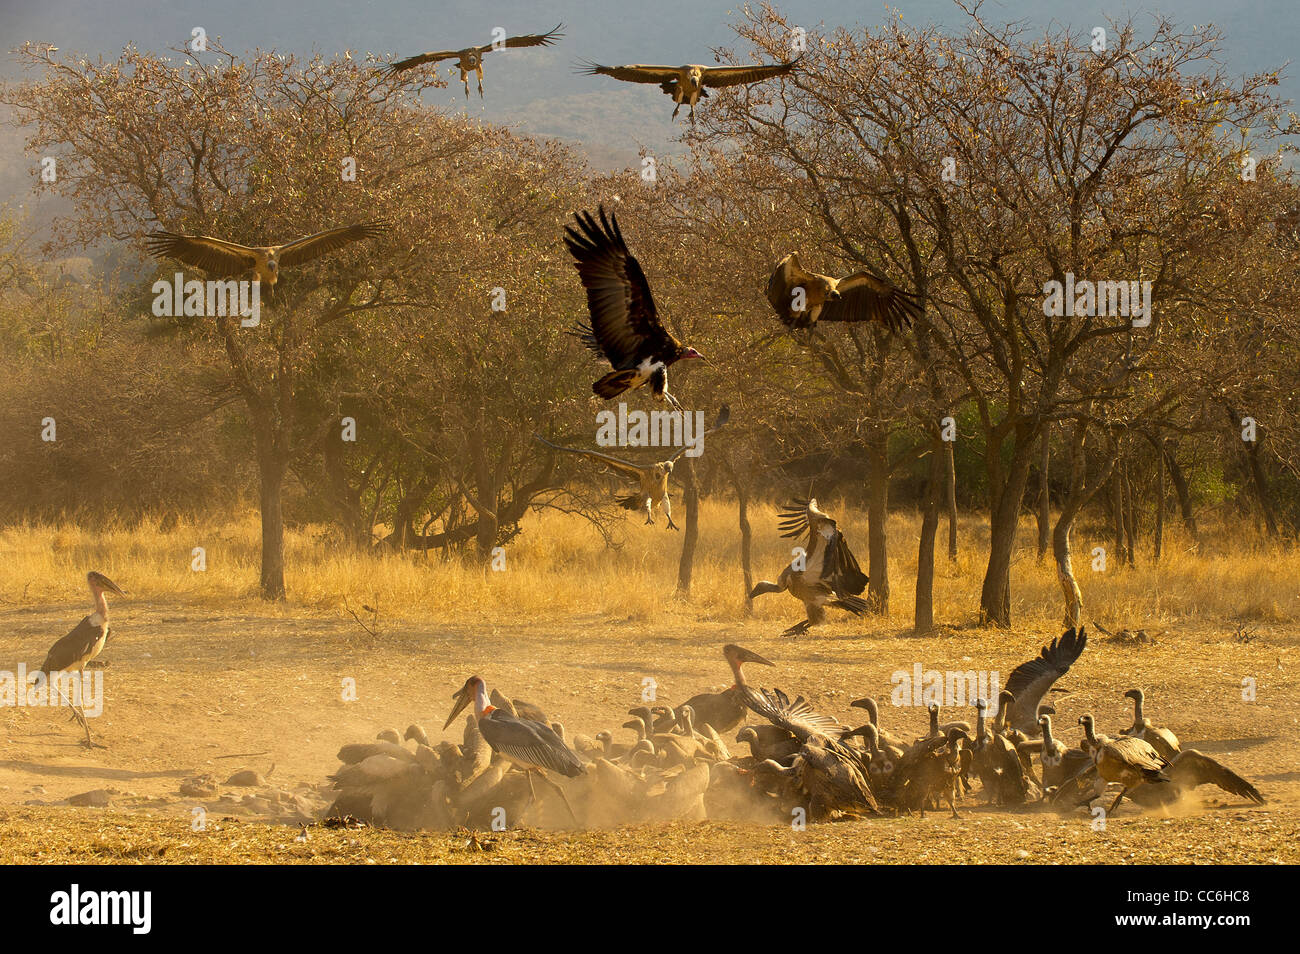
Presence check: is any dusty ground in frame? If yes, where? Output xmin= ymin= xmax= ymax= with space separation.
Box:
xmin=2 ymin=598 xmax=1298 ymax=864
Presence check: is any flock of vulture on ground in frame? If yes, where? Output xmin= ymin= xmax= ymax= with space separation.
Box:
xmin=326 ymin=631 xmax=1265 ymax=831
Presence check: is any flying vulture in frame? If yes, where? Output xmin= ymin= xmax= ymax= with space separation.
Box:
xmin=145 ymin=224 xmax=388 ymax=288
xmin=533 ymin=406 xmax=729 ymax=530
xmin=766 ymin=253 xmax=922 ymax=331
xmin=386 ymin=24 xmax=564 ymax=97
xmin=749 ymin=499 xmax=870 ymax=636
xmin=564 ymin=206 xmax=703 ymax=412
xmin=578 ymin=58 xmax=800 ymax=121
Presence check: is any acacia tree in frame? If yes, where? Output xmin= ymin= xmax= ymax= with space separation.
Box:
xmin=700 ymin=4 xmax=1290 ymax=626
xmin=5 ymin=41 xmax=513 ymax=597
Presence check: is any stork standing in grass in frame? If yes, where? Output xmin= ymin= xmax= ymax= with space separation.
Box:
xmin=445 ymin=676 xmax=584 ymax=824
xmin=38 ymin=571 xmax=125 ymax=748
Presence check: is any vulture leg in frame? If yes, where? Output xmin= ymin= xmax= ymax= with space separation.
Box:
xmin=643 ymin=497 xmax=654 ymax=526
xmin=671 ymin=100 xmax=681 ymax=119
xmin=476 ymin=65 xmax=484 ymax=98
xmin=459 ymin=68 xmax=470 ymax=98
xmin=1109 ymin=787 xmax=1129 ymax=814
xmin=662 ymin=495 xmax=679 ymax=531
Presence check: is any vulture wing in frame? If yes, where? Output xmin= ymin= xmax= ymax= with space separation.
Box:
xmin=701 ymin=60 xmax=800 ymax=88
xmin=275 ymin=223 xmax=388 ymax=268
xmin=765 ymin=253 xmax=818 ymax=326
xmin=737 ymin=686 xmax=845 ymax=743
xmin=578 ymin=62 xmax=685 ymax=85
xmin=1168 ymin=750 xmax=1265 ymax=804
xmin=145 ymin=232 xmax=258 ymax=277
xmin=386 ymin=50 xmax=464 ymax=73
xmin=665 ymin=405 xmax=731 ymax=463
xmin=821 ymin=271 xmax=923 ymax=332
xmin=475 ymin=24 xmax=564 ymax=54
xmin=564 ymin=206 xmax=678 ymax=368
xmin=824 ymin=528 xmax=869 ymax=597
xmin=532 ymin=434 xmax=645 ymax=480
xmin=1004 ymin=628 xmax=1088 ymax=735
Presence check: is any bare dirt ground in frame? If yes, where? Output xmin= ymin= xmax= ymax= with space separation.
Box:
xmin=2 ymin=599 xmax=1298 ymax=864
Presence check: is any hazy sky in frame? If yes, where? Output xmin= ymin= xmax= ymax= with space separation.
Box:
xmin=1 ymin=0 xmax=1294 ymax=170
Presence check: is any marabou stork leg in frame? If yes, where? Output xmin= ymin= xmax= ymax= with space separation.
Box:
xmin=535 ymin=771 xmax=579 ymax=826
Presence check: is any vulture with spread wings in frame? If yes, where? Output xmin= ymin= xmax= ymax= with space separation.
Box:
xmin=578 ymin=58 xmax=800 ymax=121
xmin=1001 ymin=627 xmax=1088 ymax=736
xmin=534 ymin=406 xmax=728 ymax=530
xmin=766 ymin=253 xmax=923 ymax=332
xmin=565 ymin=206 xmax=703 ymax=412
xmin=145 ymin=224 xmax=388 ymax=288
xmin=386 ymin=24 xmax=564 ymax=97
xmin=750 ymin=499 xmax=870 ymax=636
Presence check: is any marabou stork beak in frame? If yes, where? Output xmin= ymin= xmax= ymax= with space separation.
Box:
xmin=444 ymin=680 xmax=473 ymax=730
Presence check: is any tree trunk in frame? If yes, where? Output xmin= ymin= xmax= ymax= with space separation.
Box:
xmin=1153 ymin=446 xmax=1165 ymax=563
xmin=1121 ymin=460 xmax=1137 ymax=567
xmin=676 ymin=457 xmax=700 ymax=596
xmin=1036 ymin=428 xmax=1051 ymax=562
xmin=945 ymin=440 xmax=958 ymax=562
xmin=979 ymin=443 xmax=1035 ymax=627
xmin=865 ymin=422 xmax=890 ymax=613
xmin=736 ymin=475 xmax=755 ymax=616
xmin=1053 ymin=518 xmax=1083 ymax=628
xmin=914 ymin=440 xmax=944 ymax=633
xmin=1163 ymin=445 xmax=1199 ymax=544
xmin=258 ymin=452 xmax=288 ymax=601
xmin=1109 ymin=471 xmax=1126 ymax=567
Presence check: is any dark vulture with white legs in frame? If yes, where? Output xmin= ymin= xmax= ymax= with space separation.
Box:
xmin=564 ymin=206 xmax=703 ymax=412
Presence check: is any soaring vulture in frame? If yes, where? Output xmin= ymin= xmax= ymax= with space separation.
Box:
xmin=579 ymin=58 xmax=800 ymax=121
xmin=386 ymin=24 xmax=565 ymax=97
xmin=766 ymin=253 xmax=922 ymax=331
xmin=533 ymin=406 xmax=728 ymax=529
xmin=564 ymin=206 xmax=703 ymax=412
xmin=1001 ymin=627 xmax=1088 ymax=735
xmin=749 ymin=499 xmax=870 ymax=635
xmin=145 ymin=224 xmax=388 ymax=288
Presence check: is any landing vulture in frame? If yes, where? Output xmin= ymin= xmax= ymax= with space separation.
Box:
xmin=749 ymin=499 xmax=869 ymax=636
xmin=145 ymin=224 xmax=388 ymax=288
xmin=387 ymin=24 xmax=564 ymax=97
xmin=1002 ymin=627 xmax=1088 ymax=736
xmin=766 ymin=253 xmax=922 ymax=332
xmin=533 ymin=406 xmax=728 ymax=529
xmin=578 ymin=58 xmax=800 ymax=121
xmin=564 ymin=206 xmax=702 ymax=412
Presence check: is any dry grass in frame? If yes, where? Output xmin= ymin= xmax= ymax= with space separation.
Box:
xmin=2 ymin=503 xmax=1298 ymax=865
xmin=1 ymin=501 xmax=1296 ymax=632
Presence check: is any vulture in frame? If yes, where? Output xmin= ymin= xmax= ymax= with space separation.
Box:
xmin=1119 ymin=688 xmax=1180 ymax=761
xmin=386 ymin=24 xmax=564 ymax=97
xmin=749 ymin=499 xmax=870 ymax=635
xmin=1001 ymin=627 xmax=1088 ymax=735
xmin=145 ymin=223 xmax=388 ymax=288
xmin=650 ymin=642 xmax=774 ymax=734
xmin=1077 ymin=714 xmax=1171 ymax=813
xmin=766 ymin=253 xmax=922 ymax=332
xmin=578 ymin=58 xmax=800 ymax=121
xmin=533 ymin=406 xmax=729 ymax=529
xmin=564 ymin=207 xmax=703 ymax=412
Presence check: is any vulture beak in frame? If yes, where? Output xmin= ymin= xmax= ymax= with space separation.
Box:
xmin=827 ymin=289 xmax=842 ymax=301
xmin=444 ymin=678 xmax=475 ymax=730
xmin=683 ymin=348 xmax=704 ymax=360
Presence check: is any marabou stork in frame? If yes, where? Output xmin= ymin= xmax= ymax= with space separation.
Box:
xmin=146 ymin=223 xmax=388 ymax=289
xmin=386 ymin=24 xmax=564 ymax=97
xmin=650 ymin=643 xmax=774 ymax=733
xmin=534 ymin=406 xmax=729 ymax=530
xmin=445 ymin=676 xmax=584 ymax=824
xmin=766 ymin=253 xmax=922 ymax=331
xmin=578 ymin=58 xmax=800 ymax=122
xmin=38 ymin=571 xmax=125 ymax=748
xmin=749 ymin=499 xmax=869 ymax=635
xmin=564 ymin=207 xmax=703 ymax=413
